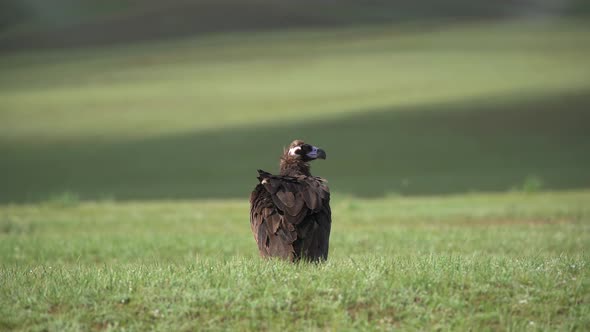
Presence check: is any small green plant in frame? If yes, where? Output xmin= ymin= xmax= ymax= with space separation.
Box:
xmin=44 ymin=191 xmax=81 ymax=207
xmin=521 ymin=175 xmax=544 ymax=193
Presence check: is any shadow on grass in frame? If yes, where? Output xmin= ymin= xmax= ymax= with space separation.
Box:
xmin=1 ymin=90 xmax=590 ymax=203
xmin=0 ymin=1 xmax=535 ymax=52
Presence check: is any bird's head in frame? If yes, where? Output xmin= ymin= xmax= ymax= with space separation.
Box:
xmin=286 ymin=140 xmax=327 ymax=162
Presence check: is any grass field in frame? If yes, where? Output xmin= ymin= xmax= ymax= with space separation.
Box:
xmin=1 ymin=13 xmax=590 ymax=330
xmin=5 ymin=0 xmax=588 ymax=50
xmin=1 ymin=191 xmax=589 ymax=330
xmin=1 ymin=19 xmax=590 ymax=202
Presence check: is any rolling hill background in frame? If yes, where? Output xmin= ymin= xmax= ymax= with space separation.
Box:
xmin=1 ymin=0 xmax=589 ymax=50
xmin=0 ymin=0 xmax=589 ymax=203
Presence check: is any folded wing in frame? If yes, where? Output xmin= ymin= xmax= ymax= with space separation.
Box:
xmin=250 ymin=170 xmax=331 ymax=261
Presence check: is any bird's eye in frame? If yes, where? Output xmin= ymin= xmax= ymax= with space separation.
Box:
xmin=288 ymin=146 xmax=302 ymax=156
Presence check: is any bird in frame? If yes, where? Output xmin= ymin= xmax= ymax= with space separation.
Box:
xmin=249 ymin=140 xmax=331 ymax=262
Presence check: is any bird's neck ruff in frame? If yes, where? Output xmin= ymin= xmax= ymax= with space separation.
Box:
xmin=280 ymin=154 xmax=311 ymax=176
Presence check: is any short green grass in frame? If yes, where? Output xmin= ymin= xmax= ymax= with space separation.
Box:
xmin=1 ymin=191 xmax=589 ymax=330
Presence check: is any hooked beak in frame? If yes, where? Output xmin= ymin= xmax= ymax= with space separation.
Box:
xmin=307 ymin=146 xmax=327 ymax=160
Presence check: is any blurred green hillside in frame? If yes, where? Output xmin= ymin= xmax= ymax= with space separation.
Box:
xmin=0 ymin=1 xmax=590 ymax=203
xmin=1 ymin=0 xmax=589 ymax=50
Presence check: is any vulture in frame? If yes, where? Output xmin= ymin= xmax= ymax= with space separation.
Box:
xmin=249 ymin=140 xmax=331 ymax=262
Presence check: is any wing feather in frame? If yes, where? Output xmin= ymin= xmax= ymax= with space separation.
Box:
xmin=250 ymin=170 xmax=331 ymax=261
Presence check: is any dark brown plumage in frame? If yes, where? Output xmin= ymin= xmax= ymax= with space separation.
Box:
xmin=249 ymin=140 xmax=331 ymax=262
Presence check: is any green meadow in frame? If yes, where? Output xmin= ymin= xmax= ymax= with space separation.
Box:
xmin=1 ymin=17 xmax=590 ymax=330
xmin=1 ymin=192 xmax=589 ymax=330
